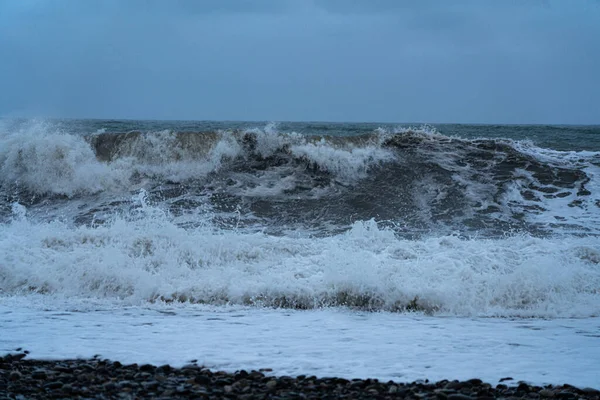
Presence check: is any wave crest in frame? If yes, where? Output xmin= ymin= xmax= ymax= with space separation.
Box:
xmin=2 ymin=121 xmax=599 ymax=237
xmin=0 ymin=120 xmax=124 ymax=196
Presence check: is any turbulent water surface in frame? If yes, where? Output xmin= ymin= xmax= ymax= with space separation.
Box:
xmin=1 ymin=119 xmax=599 ymax=385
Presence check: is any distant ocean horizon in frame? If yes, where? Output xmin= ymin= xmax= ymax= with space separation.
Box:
xmin=3 ymin=115 xmax=600 ymax=126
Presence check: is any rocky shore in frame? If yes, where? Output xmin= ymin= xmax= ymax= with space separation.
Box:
xmin=1 ymin=352 xmax=599 ymax=399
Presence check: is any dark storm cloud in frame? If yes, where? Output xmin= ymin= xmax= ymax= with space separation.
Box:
xmin=0 ymin=0 xmax=598 ymax=123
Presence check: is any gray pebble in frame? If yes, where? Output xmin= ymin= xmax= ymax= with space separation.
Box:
xmin=555 ymin=391 xmax=576 ymax=399
xmin=266 ymin=380 xmax=278 ymax=390
xmin=9 ymin=371 xmax=21 ymax=381
xmin=447 ymin=394 xmax=475 ymax=400
xmin=31 ymin=369 xmax=47 ymax=380
xmin=582 ymin=387 xmax=600 ymax=395
xmin=43 ymin=381 xmax=63 ymax=390
xmin=445 ymin=381 xmax=464 ymax=390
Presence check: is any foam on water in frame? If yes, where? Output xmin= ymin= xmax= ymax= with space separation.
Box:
xmin=246 ymin=123 xmax=394 ymax=181
xmin=0 ymin=120 xmax=125 ymax=196
xmin=1 ymin=299 xmax=600 ymax=388
xmin=1 ymin=199 xmax=599 ymax=317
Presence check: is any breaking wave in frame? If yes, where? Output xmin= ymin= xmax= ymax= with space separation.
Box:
xmin=1 ymin=120 xmax=598 ymax=236
xmin=1 ymin=201 xmax=599 ymax=318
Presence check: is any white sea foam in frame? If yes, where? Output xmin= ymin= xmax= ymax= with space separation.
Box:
xmin=1 ymin=200 xmax=599 ymax=317
xmin=0 ymin=120 xmax=125 ymax=196
xmin=110 ymin=129 xmax=243 ymax=183
xmin=244 ymin=123 xmax=394 ymax=181
xmin=2 ymin=300 xmax=599 ymax=387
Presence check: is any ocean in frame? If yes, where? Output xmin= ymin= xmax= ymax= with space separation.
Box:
xmin=1 ymin=119 xmax=599 ymax=387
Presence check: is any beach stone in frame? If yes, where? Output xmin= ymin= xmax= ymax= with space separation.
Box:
xmin=235 ymin=370 xmax=249 ymax=379
xmin=388 ymin=385 xmax=399 ymax=393
xmin=477 ymin=387 xmax=493 ymax=395
xmin=555 ymin=391 xmax=576 ymax=399
xmin=175 ymin=385 xmax=189 ymax=394
xmin=53 ymin=365 xmax=73 ymax=373
xmin=539 ymin=390 xmax=556 ymax=398
xmin=335 ymin=377 xmax=350 ymax=385
xmin=562 ymin=384 xmax=582 ymax=393
xmin=446 ymin=381 xmax=464 ymax=390
xmin=156 ymin=364 xmax=171 ymax=373
xmin=438 ymin=389 xmax=459 ymax=395
xmin=139 ymin=364 xmax=155 ymax=372
xmin=215 ymin=378 xmax=232 ymax=386
xmin=9 ymin=371 xmax=21 ymax=381
xmin=103 ymin=381 xmax=117 ymax=390
xmin=134 ymin=372 xmax=152 ymax=380
xmin=582 ymin=387 xmax=600 ymax=395
xmin=142 ymin=380 xmax=159 ymax=390
xmin=44 ymin=381 xmax=63 ymax=390
xmin=350 ymin=379 xmax=365 ymax=388
xmin=518 ymin=383 xmax=532 ymax=392
xmin=395 ymin=388 xmax=412 ymax=397
xmin=79 ymin=363 xmax=95 ymax=371
xmin=7 ymin=353 xmax=27 ymax=362
xmin=249 ymin=371 xmax=264 ymax=380
xmin=31 ymin=369 xmax=47 ymax=380
xmin=232 ymin=379 xmax=249 ymax=389
xmin=266 ymin=380 xmax=278 ymax=390
xmin=194 ymin=375 xmax=211 ymax=385
xmin=448 ymin=394 xmax=475 ymax=400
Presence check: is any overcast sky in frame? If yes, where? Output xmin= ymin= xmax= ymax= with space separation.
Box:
xmin=0 ymin=0 xmax=599 ymax=124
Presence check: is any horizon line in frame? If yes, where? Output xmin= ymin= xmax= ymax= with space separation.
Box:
xmin=1 ymin=115 xmax=599 ymax=127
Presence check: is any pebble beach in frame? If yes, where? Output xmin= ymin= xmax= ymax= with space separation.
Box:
xmin=2 ymin=352 xmax=599 ymax=399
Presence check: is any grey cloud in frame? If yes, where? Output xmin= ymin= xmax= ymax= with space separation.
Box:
xmin=0 ymin=0 xmax=599 ymax=123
